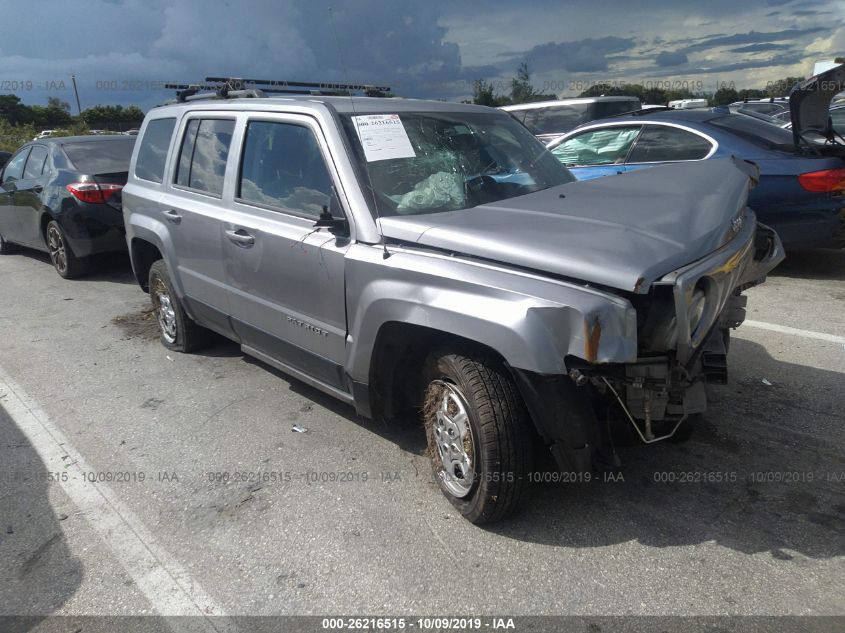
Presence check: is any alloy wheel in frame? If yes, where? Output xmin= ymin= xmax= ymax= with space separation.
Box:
xmin=151 ymin=278 xmax=178 ymax=344
xmin=430 ymin=380 xmax=476 ymax=498
xmin=46 ymin=225 xmax=67 ymax=274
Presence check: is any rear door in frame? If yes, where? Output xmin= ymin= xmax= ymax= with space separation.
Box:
xmin=548 ymin=125 xmax=641 ymax=180
xmin=625 ymin=123 xmax=715 ymax=174
xmin=161 ymin=114 xmax=237 ymax=335
xmin=221 ymin=114 xmax=350 ymax=391
xmin=0 ymin=147 xmax=34 ymax=244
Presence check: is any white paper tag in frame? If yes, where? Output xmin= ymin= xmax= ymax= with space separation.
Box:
xmin=352 ymin=114 xmax=416 ymax=162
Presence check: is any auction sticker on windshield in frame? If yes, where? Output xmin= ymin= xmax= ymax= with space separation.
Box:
xmin=353 ymin=114 xmax=416 ymax=162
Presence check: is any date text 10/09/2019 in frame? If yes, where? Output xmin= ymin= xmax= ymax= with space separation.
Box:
xmin=322 ymin=617 xmax=515 ymax=630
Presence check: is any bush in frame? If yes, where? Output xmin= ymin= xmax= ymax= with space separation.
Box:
xmin=0 ymin=119 xmax=37 ymax=153
xmin=0 ymin=119 xmax=92 ymax=153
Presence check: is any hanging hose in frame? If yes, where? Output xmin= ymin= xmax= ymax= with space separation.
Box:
xmin=601 ymin=377 xmax=687 ymax=444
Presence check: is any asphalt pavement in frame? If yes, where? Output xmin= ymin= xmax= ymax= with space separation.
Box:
xmin=0 ymin=247 xmax=842 ymax=629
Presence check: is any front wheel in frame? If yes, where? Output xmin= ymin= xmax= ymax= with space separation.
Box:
xmin=423 ymin=350 xmax=533 ymax=524
xmin=148 ymin=259 xmax=210 ymax=352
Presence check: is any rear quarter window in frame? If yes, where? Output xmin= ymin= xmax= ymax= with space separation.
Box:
xmin=628 ymin=126 xmax=713 ymax=162
xmin=64 ymin=139 xmax=136 ymax=174
xmin=135 ymin=118 xmax=176 ymax=183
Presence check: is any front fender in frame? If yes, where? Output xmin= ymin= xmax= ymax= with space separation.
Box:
xmin=344 ymin=244 xmax=638 ymax=382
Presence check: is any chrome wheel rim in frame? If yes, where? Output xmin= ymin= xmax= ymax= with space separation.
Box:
xmin=46 ymin=225 xmax=67 ymax=274
xmin=429 ymin=380 xmax=475 ymax=498
xmin=151 ymin=278 xmax=178 ymax=344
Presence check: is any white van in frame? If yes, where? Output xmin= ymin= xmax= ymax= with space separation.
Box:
xmin=668 ymin=99 xmax=708 ymax=110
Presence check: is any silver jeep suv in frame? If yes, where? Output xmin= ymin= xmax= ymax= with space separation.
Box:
xmin=122 ymin=86 xmax=782 ymax=523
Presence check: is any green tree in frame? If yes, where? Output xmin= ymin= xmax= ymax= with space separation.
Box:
xmin=763 ymin=77 xmax=803 ymax=97
xmin=471 ymin=79 xmax=509 ymax=107
xmin=712 ymin=86 xmax=739 ymax=106
xmin=47 ymin=96 xmax=71 ymax=113
xmin=80 ymin=104 xmax=145 ymax=130
xmin=510 ymin=62 xmax=535 ymax=104
xmin=0 ymin=94 xmax=31 ymax=125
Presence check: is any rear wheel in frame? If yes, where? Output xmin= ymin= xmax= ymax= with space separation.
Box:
xmin=422 ymin=350 xmax=533 ymax=524
xmin=148 ymin=259 xmax=211 ymax=352
xmin=46 ymin=220 xmax=88 ymax=279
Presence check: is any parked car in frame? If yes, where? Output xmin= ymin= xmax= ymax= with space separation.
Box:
xmin=547 ymin=109 xmax=845 ymax=249
xmin=729 ymin=98 xmax=789 ymax=117
xmin=782 ymin=103 xmax=845 ymax=136
xmin=33 ymin=130 xmax=55 ymax=141
xmin=124 ymin=129 xmax=141 ymax=136
xmin=0 ymin=135 xmax=136 ymax=277
xmin=123 ymin=87 xmax=781 ymax=523
xmin=0 ymin=151 xmax=11 ymax=168
xmin=501 ymin=97 xmax=641 ymax=142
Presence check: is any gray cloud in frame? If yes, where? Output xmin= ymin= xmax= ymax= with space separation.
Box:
xmin=728 ymin=43 xmax=793 ymax=53
xmin=682 ymin=27 xmax=827 ymax=52
xmin=656 ymin=51 xmax=689 ymax=67
xmin=0 ymin=0 xmax=840 ymax=108
xmin=507 ymin=37 xmax=637 ymax=73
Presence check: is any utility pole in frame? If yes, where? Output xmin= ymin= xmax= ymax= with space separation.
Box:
xmin=71 ymin=74 xmax=82 ymax=115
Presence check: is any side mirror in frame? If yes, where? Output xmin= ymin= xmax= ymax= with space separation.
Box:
xmin=313 ymin=189 xmax=349 ymax=235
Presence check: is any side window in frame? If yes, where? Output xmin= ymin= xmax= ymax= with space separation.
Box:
xmin=135 ymin=118 xmax=176 ymax=183
xmin=551 ymin=126 xmax=640 ymax=167
xmin=237 ymin=120 xmax=332 ymax=217
xmin=174 ymin=118 xmax=235 ymax=196
xmin=23 ymin=145 xmax=48 ymax=179
xmin=2 ymin=148 xmax=31 ymax=184
xmin=523 ymin=105 xmax=589 ymax=135
xmin=628 ymin=126 xmax=713 ymax=163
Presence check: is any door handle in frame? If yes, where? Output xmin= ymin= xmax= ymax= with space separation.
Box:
xmin=163 ymin=209 xmax=182 ymax=224
xmin=225 ymin=228 xmax=255 ymax=247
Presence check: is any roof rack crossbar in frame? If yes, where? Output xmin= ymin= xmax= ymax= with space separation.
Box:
xmin=164 ymin=77 xmax=392 ymax=102
xmin=204 ymin=77 xmax=391 ymax=93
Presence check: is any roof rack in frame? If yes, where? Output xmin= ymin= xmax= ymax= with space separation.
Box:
xmin=165 ymin=77 xmax=392 ymax=102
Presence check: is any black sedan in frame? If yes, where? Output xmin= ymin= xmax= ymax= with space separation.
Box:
xmin=0 ymin=151 xmax=11 ymax=168
xmin=0 ymin=135 xmax=135 ymax=278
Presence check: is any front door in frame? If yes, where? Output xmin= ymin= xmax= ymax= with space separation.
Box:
xmin=548 ymin=125 xmax=641 ymax=181
xmin=0 ymin=147 xmax=32 ymax=244
xmin=11 ymin=144 xmax=50 ymax=248
xmin=221 ymin=115 xmax=350 ymax=391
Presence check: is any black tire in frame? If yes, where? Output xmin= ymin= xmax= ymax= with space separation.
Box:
xmin=148 ymin=259 xmax=210 ymax=352
xmin=45 ymin=220 xmax=88 ymax=279
xmin=422 ymin=349 xmax=533 ymax=524
xmin=0 ymin=232 xmax=17 ymax=255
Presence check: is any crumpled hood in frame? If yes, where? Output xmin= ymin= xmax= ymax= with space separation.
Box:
xmin=379 ymin=158 xmax=757 ymax=293
xmin=790 ymin=63 xmax=845 ymax=144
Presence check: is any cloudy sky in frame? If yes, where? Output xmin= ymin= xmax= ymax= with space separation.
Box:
xmin=1 ymin=0 xmax=843 ymax=111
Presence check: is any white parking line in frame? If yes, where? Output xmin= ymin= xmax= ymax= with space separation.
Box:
xmin=0 ymin=364 xmax=235 ymax=633
xmin=742 ymin=319 xmax=845 ymax=345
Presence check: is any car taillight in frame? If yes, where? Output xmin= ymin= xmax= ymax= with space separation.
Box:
xmin=66 ymin=182 xmax=123 ymax=204
xmin=797 ymin=168 xmax=845 ymax=193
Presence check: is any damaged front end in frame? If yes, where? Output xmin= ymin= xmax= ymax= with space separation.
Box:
xmin=571 ymin=210 xmax=783 ymax=444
